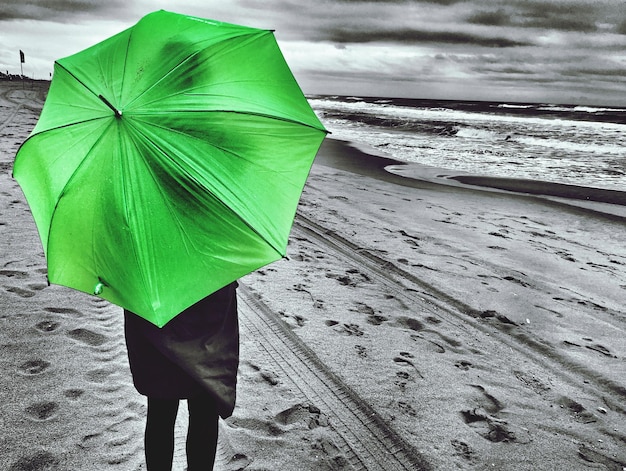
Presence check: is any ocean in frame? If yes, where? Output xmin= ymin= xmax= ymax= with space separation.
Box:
xmin=309 ymin=95 xmax=626 ymax=193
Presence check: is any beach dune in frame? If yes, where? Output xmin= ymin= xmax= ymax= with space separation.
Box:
xmin=1 ymin=80 xmax=625 ymax=470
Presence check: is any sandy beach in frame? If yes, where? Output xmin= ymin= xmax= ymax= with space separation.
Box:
xmin=1 ymin=80 xmax=625 ymax=470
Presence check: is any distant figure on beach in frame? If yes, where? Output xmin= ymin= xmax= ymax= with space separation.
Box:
xmin=124 ymin=281 xmax=239 ymax=471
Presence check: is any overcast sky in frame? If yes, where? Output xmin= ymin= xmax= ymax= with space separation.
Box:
xmin=1 ymin=0 xmax=625 ymax=105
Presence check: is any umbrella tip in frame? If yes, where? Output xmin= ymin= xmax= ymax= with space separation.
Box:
xmin=94 ymin=282 xmax=104 ymax=295
xmin=98 ymin=94 xmax=122 ymax=118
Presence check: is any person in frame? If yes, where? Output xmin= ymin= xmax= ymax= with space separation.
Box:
xmin=124 ymin=281 xmax=239 ymax=471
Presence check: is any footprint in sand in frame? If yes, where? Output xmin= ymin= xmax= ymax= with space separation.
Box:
xmin=502 ymin=275 xmax=531 ymax=287
xmin=475 ymin=309 xmax=517 ymax=326
xmin=35 ymin=320 xmax=60 ymax=332
xmin=326 ymin=270 xmax=370 ymax=287
xmin=242 ymin=361 xmax=282 ymax=387
xmin=0 ymin=269 xmax=29 ymax=279
xmin=278 ymin=310 xmax=307 ymax=328
xmin=229 ymin=403 xmax=328 ymax=440
xmin=450 ymin=439 xmax=477 ymax=462
xmin=275 ymin=403 xmax=328 ymax=429
xmin=17 ymin=359 xmax=51 ymax=375
xmin=407 ymin=326 xmax=466 ymax=354
xmin=4 ymin=286 xmax=35 ymax=298
xmin=229 ymin=416 xmax=285 ymax=437
xmin=259 ymin=371 xmax=280 ymax=386
xmin=44 ymin=307 xmax=82 ymax=317
xmin=291 ymin=251 xmax=314 ymax=263
xmin=354 ymin=345 xmax=367 ymax=358
xmin=562 ymin=339 xmax=617 ymax=358
xmin=393 ymin=353 xmax=424 ymax=379
xmin=394 ymin=371 xmax=414 ymax=390
xmin=64 ymin=389 xmax=85 ymax=400
xmin=8 ymin=451 xmax=60 ymax=471
xmin=292 ymin=283 xmax=314 ymax=299
xmin=580 ymin=337 xmax=616 ymax=357
xmin=556 ymin=250 xmax=576 ymax=262
xmin=25 ymin=401 xmax=59 ymax=421
xmin=397 ymin=400 xmax=418 ymax=416
xmin=311 ymin=437 xmax=350 ymax=468
xmin=326 ymin=321 xmax=364 ymax=336
xmin=454 ymin=360 xmax=473 ymax=371
xmin=488 ymin=230 xmax=510 ymax=239
xmin=85 ymin=368 xmax=115 ymax=384
xmin=585 ymin=343 xmax=616 ymax=357
xmin=461 ymin=408 xmax=513 ymax=442
xmin=557 ymin=396 xmax=597 ymax=424
xmin=461 ymin=385 xmax=530 ymax=444
xmin=395 ymin=316 xmax=425 ymax=332
xmin=352 ymin=302 xmax=388 ymax=325
xmin=27 ymin=283 xmax=47 ymax=292
xmin=67 ymin=328 xmax=107 ymax=346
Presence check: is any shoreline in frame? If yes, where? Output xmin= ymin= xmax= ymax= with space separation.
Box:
xmin=316 ymin=137 xmax=626 ymax=219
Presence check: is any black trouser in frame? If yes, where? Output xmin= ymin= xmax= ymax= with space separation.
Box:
xmin=144 ymin=395 xmax=219 ymax=471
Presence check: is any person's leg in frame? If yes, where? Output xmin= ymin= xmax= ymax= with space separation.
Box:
xmin=145 ymin=397 xmax=180 ymax=471
xmin=186 ymin=395 xmax=219 ymax=470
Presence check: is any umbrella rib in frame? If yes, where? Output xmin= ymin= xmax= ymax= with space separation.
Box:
xmin=55 ymin=60 xmax=125 ymax=121
xmin=223 ymin=109 xmax=329 ymax=133
xmin=119 ymin=141 xmax=169 ymax=303
xmin=45 ymin=119 xmax=118 ymax=276
xmin=135 ymin=108 xmax=328 ymax=133
xmin=15 ymin=115 xmax=113 ymax=156
xmin=54 ymin=61 xmax=103 ymax=107
xmin=119 ymin=28 xmax=132 ymax=107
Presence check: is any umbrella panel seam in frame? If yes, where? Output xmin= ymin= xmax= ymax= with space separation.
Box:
xmin=45 ymin=119 xmax=117 ymax=282
xmin=124 ymin=118 xmax=289 ymax=257
xmin=123 ymin=31 xmax=271 ymax=113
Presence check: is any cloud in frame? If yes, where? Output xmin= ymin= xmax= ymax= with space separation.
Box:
xmin=326 ymin=28 xmax=531 ymax=47
xmin=467 ymin=0 xmax=621 ymax=33
xmin=1 ymin=0 xmax=624 ymax=105
xmin=467 ymin=9 xmax=511 ymax=27
xmin=519 ymin=1 xmax=599 ymax=31
xmin=0 ymin=0 xmax=126 ymax=22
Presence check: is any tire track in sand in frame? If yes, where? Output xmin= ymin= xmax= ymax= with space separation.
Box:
xmin=232 ymin=282 xmax=431 ymax=471
xmin=293 ymin=213 xmax=626 ymax=401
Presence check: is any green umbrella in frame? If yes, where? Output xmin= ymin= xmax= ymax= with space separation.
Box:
xmin=13 ymin=10 xmax=327 ymax=327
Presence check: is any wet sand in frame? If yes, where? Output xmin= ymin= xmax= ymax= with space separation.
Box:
xmin=1 ymin=80 xmax=625 ymax=470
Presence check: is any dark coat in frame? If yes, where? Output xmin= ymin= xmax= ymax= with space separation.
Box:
xmin=124 ymin=282 xmax=239 ymax=418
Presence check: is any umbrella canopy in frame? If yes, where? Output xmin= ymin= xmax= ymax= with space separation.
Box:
xmin=13 ymin=10 xmax=327 ymax=327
